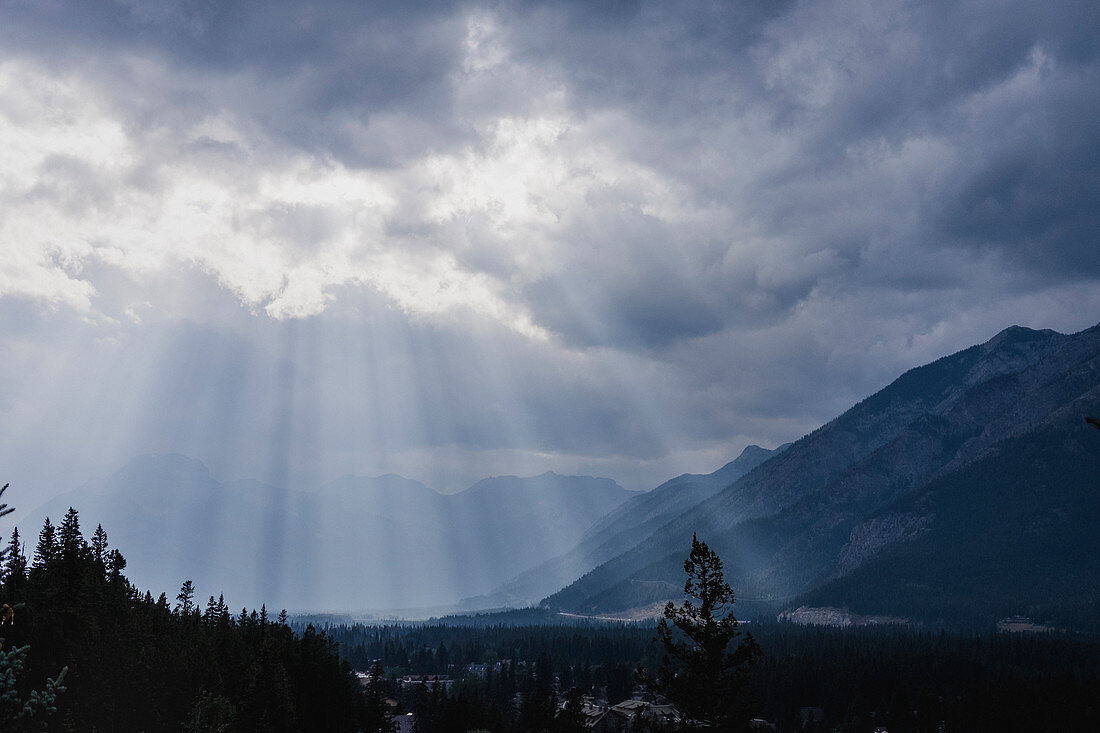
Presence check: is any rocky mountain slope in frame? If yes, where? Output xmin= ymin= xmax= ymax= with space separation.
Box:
xmin=543 ymin=323 xmax=1100 ymax=627
xmin=460 ymin=443 xmax=785 ymax=608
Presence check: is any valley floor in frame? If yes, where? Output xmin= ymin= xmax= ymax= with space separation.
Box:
xmin=322 ymin=619 xmax=1100 ymax=732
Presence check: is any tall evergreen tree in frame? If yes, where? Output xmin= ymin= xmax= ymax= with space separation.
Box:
xmin=363 ymin=659 xmax=395 ymax=733
xmin=182 ymin=691 xmax=238 ymax=733
xmin=57 ymin=507 xmax=86 ymax=564
xmin=89 ymin=525 xmax=109 ymax=571
xmin=558 ymin=687 xmax=587 ymax=733
xmin=32 ymin=518 xmax=57 ymax=570
xmin=646 ymin=534 xmax=760 ymax=730
xmin=1 ymin=485 xmax=68 ymax=731
xmin=0 ymin=485 xmax=14 ymax=597
xmin=2 ymin=527 xmax=27 ymax=593
xmin=176 ymin=580 xmax=196 ymax=616
xmin=411 ymin=678 xmax=431 ymax=733
xmin=216 ymin=594 xmax=231 ymax=626
xmin=107 ymin=549 xmax=127 ymax=584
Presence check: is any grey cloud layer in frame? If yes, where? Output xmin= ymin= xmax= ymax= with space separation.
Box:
xmin=1 ymin=0 xmax=1098 ymax=493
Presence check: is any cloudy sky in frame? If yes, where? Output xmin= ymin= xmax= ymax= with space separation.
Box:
xmin=1 ymin=0 xmax=1098 ymax=499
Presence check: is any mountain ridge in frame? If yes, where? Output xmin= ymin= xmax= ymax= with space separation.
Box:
xmin=542 ymin=323 xmax=1100 ymax=626
xmin=458 ymin=442 xmax=787 ymax=609
xmin=19 ymin=457 xmax=635 ymax=613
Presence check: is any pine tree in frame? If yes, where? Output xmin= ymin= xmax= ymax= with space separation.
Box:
xmin=32 ymin=518 xmax=57 ymax=570
xmin=1 ymin=484 xmax=68 ymax=730
xmin=412 ymin=679 xmax=432 ymax=733
xmin=0 ymin=642 xmax=69 ymax=728
xmin=2 ymin=528 xmax=27 ymax=593
xmin=0 ymin=486 xmax=12 ymax=580
xmin=647 ymin=534 xmax=760 ymax=730
xmin=176 ymin=580 xmax=196 ymax=616
xmin=558 ymin=687 xmax=587 ymax=733
xmin=217 ymin=594 xmax=231 ymax=626
xmin=519 ymin=652 xmax=557 ymax=733
xmin=182 ymin=691 xmax=238 ymax=733
xmin=363 ymin=659 xmax=395 ymax=732
xmin=58 ymin=507 xmax=86 ymax=564
xmin=0 ymin=486 xmax=15 ymax=610
xmin=90 ymin=524 xmax=109 ymax=570
xmin=107 ymin=549 xmax=127 ymax=584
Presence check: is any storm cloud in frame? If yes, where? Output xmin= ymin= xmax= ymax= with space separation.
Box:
xmin=1 ymin=0 xmax=1098 ymax=496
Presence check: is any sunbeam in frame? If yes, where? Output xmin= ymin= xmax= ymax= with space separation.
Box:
xmin=2 ymin=0 xmax=1099 ymax=620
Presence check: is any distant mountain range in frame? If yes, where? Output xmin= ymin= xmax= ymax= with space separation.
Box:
xmin=460 ymin=443 xmax=787 ymax=609
xmin=542 ymin=323 xmax=1100 ymax=628
xmin=19 ymin=460 xmax=636 ymax=612
xmin=17 ymin=322 xmax=1100 ymax=626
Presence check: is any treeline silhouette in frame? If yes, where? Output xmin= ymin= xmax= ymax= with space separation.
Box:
xmin=327 ymin=621 xmax=659 ymax=675
xmin=2 ymin=508 xmax=366 ymax=732
xmin=325 ymin=622 xmax=648 ymax=730
xmin=751 ymin=625 xmax=1100 ymax=731
xmin=5 ymin=504 xmax=1100 ymax=731
xmin=322 ymin=620 xmax=1100 ymax=732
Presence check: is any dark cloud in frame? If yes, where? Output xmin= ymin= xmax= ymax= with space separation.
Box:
xmin=1 ymin=0 xmax=1098 ymax=496
xmin=0 ymin=1 xmax=468 ymax=166
xmin=934 ymin=66 xmax=1100 ymax=276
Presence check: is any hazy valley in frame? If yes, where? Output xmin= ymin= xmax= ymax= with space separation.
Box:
xmin=16 ymin=322 xmax=1100 ymax=630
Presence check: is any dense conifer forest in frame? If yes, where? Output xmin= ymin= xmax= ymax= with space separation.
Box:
xmin=1 ymin=506 xmax=367 ymax=732
xmin=320 ymin=620 xmax=1100 ymax=732
xmin=4 ymin=497 xmax=1099 ymax=731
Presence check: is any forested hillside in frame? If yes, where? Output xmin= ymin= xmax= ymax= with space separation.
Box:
xmin=1 ymin=507 xmax=367 ymax=731
xmin=792 ymin=419 xmax=1100 ymax=627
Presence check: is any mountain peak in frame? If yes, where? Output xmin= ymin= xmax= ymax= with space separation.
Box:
xmin=736 ymin=444 xmax=771 ymax=461
xmin=116 ymin=453 xmax=213 ymax=485
xmin=712 ymin=443 xmax=786 ymax=478
xmin=544 ymin=321 xmax=1100 ymax=624
xmin=463 ymin=472 xmax=624 ymax=496
xmin=981 ymin=324 xmax=1062 ymax=353
xmin=320 ymin=473 xmax=437 ymax=496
